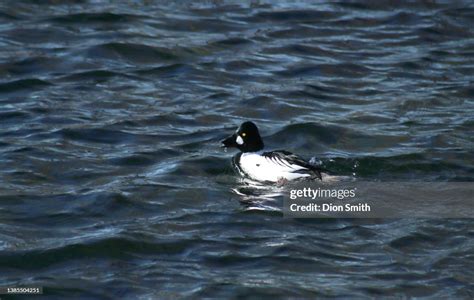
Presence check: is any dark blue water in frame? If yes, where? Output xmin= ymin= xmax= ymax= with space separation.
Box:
xmin=1 ymin=1 xmax=474 ymax=298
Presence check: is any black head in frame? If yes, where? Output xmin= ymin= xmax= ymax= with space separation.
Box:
xmin=221 ymin=121 xmax=264 ymax=152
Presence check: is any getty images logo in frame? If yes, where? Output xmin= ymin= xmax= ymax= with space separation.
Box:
xmin=290 ymin=187 xmax=356 ymax=200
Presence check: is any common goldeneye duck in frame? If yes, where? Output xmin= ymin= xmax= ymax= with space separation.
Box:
xmin=221 ymin=121 xmax=322 ymax=182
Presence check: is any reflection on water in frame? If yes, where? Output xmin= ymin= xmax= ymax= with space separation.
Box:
xmin=232 ymin=177 xmax=285 ymax=210
xmin=231 ymin=169 xmax=355 ymax=211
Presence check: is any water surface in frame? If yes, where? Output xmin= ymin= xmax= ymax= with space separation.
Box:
xmin=1 ymin=1 xmax=474 ymax=298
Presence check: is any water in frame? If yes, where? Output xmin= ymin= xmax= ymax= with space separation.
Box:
xmin=1 ymin=1 xmax=474 ymax=298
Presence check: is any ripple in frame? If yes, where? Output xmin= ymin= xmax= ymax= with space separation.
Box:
xmin=55 ymin=128 xmax=143 ymax=145
xmin=249 ymin=9 xmax=342 ymax=23
xmin=213 ymin=37 xmax=253 ymax=46
xmin=86 ymin=42 xmax=179 ymax=64
xmin=0 ymin=110 xmax=29 ymax=123
xmin=0 ymin=78 xmax=51 ymax=94
xmin=58 ymin=70 xmax=127 ymax=82
xmin=0 ymin=57 xmax=63 ymax=77
xmin=135 ymin=63 xmax=195 ymax=78
xmin=48 ymin=12 xmax=143 ymax=24
xmin=0 ymin=237 xmax=192 ymax=269
xmin=274 ymin=63 xmax=372 ymax=78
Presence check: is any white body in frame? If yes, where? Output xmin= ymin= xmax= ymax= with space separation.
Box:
xmin=238 ymin=152 xmax=312 ymax=182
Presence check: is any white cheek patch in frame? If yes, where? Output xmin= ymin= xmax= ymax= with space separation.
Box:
xmin=236 ymin=135 xmax=244 ymax=145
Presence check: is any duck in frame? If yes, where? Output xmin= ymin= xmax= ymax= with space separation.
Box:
xmin=221 ymin=121 xmax=323 ymax=183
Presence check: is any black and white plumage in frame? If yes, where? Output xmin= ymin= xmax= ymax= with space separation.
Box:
xmin=221 ymin=121 xmax=322 ymax=183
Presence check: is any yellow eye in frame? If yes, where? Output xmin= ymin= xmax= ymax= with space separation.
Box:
xmin=242 ymin=133 xmax=246 ymax=137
